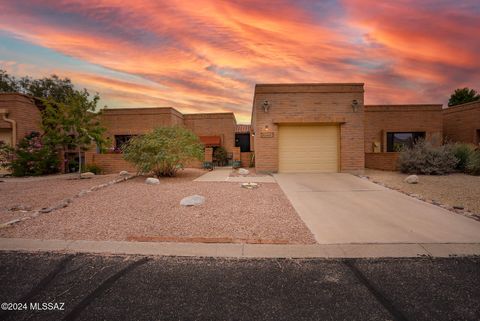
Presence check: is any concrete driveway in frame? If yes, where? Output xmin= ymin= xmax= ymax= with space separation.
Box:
xmin=274 ymin=173 xmax=480 ymax=244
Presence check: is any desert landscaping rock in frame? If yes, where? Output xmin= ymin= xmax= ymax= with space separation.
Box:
xmin=405 ymin=175 xmax=419 ymax=184
xmin=453 ymin=205 xmax=465 ymax=210
xmin=119 ymin=170 xmax=129 ymax=176
xmin=80 ymin=172 xmax=95 ymax=179
xmin=241 ymin=182 xmax=259 ymax=189
xmin=238 ymin=168 xmax=250 ymax=175
xmin=145 ymin=177 xmax=160 ymax=185
xmin=180 ymin=195 xmax=206 ymax=206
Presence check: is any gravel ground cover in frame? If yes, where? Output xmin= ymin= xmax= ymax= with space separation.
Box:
xmin=364 ymin=169 xmax=480 ymax=215
xmin=0 ymin=169 xmax=315 ymax=244
xmin=0 ymin=174 xmax=118 ymax=223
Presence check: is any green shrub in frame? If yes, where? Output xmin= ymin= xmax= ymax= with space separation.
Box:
xmin=82 ymin=164 xmax=103 ymax=175
xmin=398 ymin=139 xmax=458 ymax=175
xmin=213 ymin=146 xmax=228 ymax=166
xmin=123 ymin=126 xmax=203 ymax=177
xmin=466 ymin=150 xmax=480 ymax=175
xmin=452 ymin=143 xmax=476 ymax=171
xmin=8 ymin=131 xmax=59 ymax=176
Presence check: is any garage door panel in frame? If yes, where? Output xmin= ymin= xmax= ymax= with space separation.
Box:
xmin=278 ymin=125 xmax=339 ymax=173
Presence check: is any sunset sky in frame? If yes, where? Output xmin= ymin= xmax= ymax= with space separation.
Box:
xmin=1 ymin=1 xmax=479 ymax=123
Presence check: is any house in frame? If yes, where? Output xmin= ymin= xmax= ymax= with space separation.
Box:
xmin=443 ymin=100 xmax=480 ymax=145
xmin=0 ymin=93 xmax=43 ymax=147
xmin=1 ymin=84 xmax=478 ymax=175
xmin=251 ymin=83 xmax=443 ymax=173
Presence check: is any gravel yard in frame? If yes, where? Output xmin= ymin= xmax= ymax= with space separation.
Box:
xmin=0 ymin=169 xmax=315 ymax=244
xmin=0 ymin=174 xmax=118 ymax=223
xmin=365 ymin=169 xmax=480 ymax=215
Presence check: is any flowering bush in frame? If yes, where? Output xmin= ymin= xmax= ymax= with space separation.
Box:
xmin=8 ymin=131 xmax=60 ymax=176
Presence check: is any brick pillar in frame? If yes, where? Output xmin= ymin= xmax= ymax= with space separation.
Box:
xmin=232 ymin=147 xmax=241 ymax=161
xmin=204 ymin=148 xmax=213 ymax=162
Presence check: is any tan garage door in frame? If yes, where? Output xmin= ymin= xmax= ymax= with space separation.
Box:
xmin=278 ymin=125 xmax=339 ymax=173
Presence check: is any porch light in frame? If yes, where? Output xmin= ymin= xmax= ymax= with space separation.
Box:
xmin=262 ymin=100 xmax=270 ymax=112
xmin=351 ymin=99 xmax=359 ymax=112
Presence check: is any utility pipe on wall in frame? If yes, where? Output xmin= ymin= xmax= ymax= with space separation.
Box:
xmin=0 ymin=108 xmax=17 ymax=145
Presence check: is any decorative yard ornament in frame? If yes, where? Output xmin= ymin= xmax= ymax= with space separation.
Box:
xmin=262 ymin=100 xmax=270 ymax=112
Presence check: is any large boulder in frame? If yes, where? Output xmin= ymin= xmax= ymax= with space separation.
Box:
xmin=80 ymin=172 xmax=95 ymax=179
xmin=238 ymin=168 xmax=249 ymax=175
xmin=145 ymin=177 xmax=160 ymax=185
xmin=404 ymin=175 xmax=419 ymax=184
xmin=180 ymin=195 xmax=205 ymax=206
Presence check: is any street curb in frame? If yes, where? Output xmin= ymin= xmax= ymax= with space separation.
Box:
xmin=1 ymin=238 xmax=480 ymax=258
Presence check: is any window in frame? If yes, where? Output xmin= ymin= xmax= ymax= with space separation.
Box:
xmin=386 ymin=132 xmax=425 ymax=152
xmin=235 ymin=133 xmax=251 ymax=152
xmin=114 ymin=135 xmax=135 ymax=151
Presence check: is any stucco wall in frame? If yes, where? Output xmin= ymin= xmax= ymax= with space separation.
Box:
xmin=252 ymin=84 xmax=365 ymax=173
xmin=443 ymin=101 xmax=480 ymax=145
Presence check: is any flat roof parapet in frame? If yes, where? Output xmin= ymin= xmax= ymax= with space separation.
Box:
xmin=254 ymin=83 xmax=364 ymax=94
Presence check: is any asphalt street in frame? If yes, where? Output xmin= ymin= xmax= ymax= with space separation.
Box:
xmin=0 ymin=252 xmax=479 ymax=321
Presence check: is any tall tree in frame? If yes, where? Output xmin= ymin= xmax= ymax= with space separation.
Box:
xmin=448 ymin=87 xmax=480 ymax=106
xmin=0 ymin=69 xmax=19 ymax=92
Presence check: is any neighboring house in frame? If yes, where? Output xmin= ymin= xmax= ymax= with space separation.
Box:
xmin=85 ymin=107 xmax=238 ymax=173
xmin=443 ymin=100 xmax=480 ymax=145
xmin=0 ymin=93 xmax=43 ymax=146
xmin=0 ymin=93 xmax=43 ymax=175
xmin=2 ymin=85 xmax=478 ymax=174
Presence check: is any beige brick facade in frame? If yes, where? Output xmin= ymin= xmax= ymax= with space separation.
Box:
xmin=443 ymin=101 xmax=480 ymax=145
xmin=0 ymin=93 xmax=42 ymax=145
xmin=251 ymin=84 xmax=365 ymax=173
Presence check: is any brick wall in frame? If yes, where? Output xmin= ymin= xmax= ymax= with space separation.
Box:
xmin=364 ymin=104 xmax=443 ymax=153
xmin=252 ymin=84 xmax=365 ymax=173
xmin=99 ymin=107 xmax=184 ymax=150
xmin=443 ymin=101 xmax=480 ymax=145
xmin=365 ymin=152 xmax=400 ymax=171
xmin=240 ymin=152 xmax=252 ymax=168
xmin=184 ymin=113 xmax=237 ymax=153
xmin=85 ymin=152 xmax=136 ymax=174
xmin=0 ymin=93 xmax=42 ymax=145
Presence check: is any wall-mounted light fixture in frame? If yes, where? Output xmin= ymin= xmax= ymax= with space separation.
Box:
xmin=351 ymin=99 xmax=360 ymax=112
xmin=264 ymin=125 xmax=269 ymax=131
xmin=262 ymin=100 xmax=270 ymax=112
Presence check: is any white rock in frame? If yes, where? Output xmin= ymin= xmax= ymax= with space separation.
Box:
xmin=80 ymin=172 xmax=95 ymax=179
xmin=238 ymin=168 xmax=249 ymax=175
xmin=404 ymin=175 xmax=419 ymax=184
xmin=145 ymin=177 xmax=160 ymax=185
xmin=180 ymin=195 xmax=205 ymax=206
xmin=241 ymin=182 xmax=259 ymax=189
xmin=119 ymin=170 xmax=129 ymax=176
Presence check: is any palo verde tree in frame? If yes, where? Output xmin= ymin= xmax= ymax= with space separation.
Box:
xmin=448 ymin=87 xmax=480 ymax=107
xmin=41 ymin=89 xmax=106 ymax=176
xmin=123 ymin=126 xmax=204 ymax=177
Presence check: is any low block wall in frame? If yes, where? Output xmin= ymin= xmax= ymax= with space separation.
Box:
xmin=365 ymin=152 xmax=400 ymax=171
xmin=85 ymin=152 xmax=136 ymax=174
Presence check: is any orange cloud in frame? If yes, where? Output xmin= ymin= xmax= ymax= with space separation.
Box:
xmin=1 ymin=0 xmax=479 ymax=118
